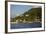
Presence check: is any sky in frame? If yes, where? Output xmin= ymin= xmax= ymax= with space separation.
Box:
xmin=10 ymin=4 xmax=32 ymax=18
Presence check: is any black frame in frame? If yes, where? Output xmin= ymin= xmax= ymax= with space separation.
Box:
xmin=5 ymin=1 xmax=45 ymax=33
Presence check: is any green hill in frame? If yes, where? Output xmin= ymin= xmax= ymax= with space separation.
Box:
xmin=11 ymin=8 xmax=42 ymax=22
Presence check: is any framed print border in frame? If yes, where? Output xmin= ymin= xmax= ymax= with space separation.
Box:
xmin=5 ymin=1 xmax=45 ymax=33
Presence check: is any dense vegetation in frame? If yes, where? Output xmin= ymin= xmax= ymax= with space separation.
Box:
xmin=11 ymin=8 xmax=42 ymax=22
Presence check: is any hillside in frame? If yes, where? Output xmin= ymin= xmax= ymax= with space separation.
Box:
xmin=10 ymin=8 xmax=42 ymax=22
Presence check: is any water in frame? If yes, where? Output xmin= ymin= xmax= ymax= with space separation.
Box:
xmin=10 ymin=22 xmax=42 ymax=29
